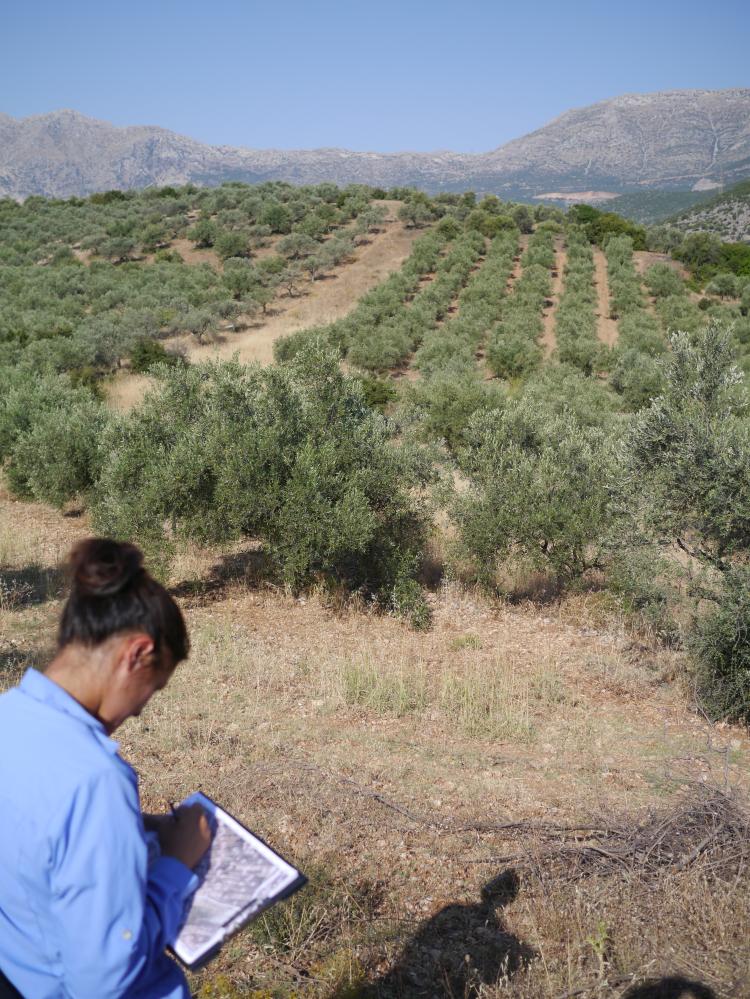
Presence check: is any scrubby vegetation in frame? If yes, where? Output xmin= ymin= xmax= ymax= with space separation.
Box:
xmin=605 ymin=236 xmax=667 ymax=408
xmin=3 ymin=184 xmax=750 ymax=719
xmin=670 ymin=177 xmax=750 ymax=244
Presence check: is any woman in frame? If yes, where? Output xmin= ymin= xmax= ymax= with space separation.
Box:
xmin=0 ymin=538 xmax=212 ymax=998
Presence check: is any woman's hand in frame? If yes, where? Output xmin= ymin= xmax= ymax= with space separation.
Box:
xmin=158 ymin=804 xmax=212 ymax=870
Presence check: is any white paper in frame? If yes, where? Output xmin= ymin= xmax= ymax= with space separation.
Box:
xmin=171 ymin=792 xmax=302 ymax=967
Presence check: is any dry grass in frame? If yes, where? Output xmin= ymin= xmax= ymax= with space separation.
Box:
xmin=2 ymin=496 xmax=750 ymax=997
xmin=318 ymin=651 xmax=536 ymax=741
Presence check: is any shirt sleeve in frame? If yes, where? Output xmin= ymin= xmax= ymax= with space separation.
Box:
xmin=49 ymin=766 xmax=198 ymax=999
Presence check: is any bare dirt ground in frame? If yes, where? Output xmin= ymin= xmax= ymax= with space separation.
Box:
xmin=3 ymin=493 xmax=748 ymax=996
xmin=169 ymin=238 xmax=222 ymax=269
xmin=177 ymin=206 xmax=421 ymax=368
xmin=541 ymin=238 xmax=566 ymax=358
xmin=593 ymin=247 xmax=620 ymax=347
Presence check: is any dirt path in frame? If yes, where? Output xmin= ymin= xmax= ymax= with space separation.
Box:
xmin=541 ymin=238 xmax=566 ymax=358
xmin=593 ymin=246 xmax=619 ymax=347
xmin=508 ymin=233 xmax=528 ymax=289
xmin=177 ymin=212 xmax=421 ymax=367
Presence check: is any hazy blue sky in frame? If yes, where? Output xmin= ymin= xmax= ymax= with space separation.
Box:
xmin=2 ymin=0 xmax=749 ymax=152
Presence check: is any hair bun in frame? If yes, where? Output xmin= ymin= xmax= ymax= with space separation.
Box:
xmin=69 ymin=538 xmax=144 ymax=598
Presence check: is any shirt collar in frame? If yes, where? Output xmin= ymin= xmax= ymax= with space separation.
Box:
xmin=19 ymin=668 xmax=120 ymax=755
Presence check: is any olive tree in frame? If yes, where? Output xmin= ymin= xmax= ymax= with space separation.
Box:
xmin=454 ymin=400 xmax=619 ymax=583
xmin=91 ymin=343 xmax=435 ymax=615
xmin=626 ymin=323 xmax=750 ymax=719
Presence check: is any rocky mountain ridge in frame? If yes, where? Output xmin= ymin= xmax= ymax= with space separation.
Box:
xmin=2 ymin=89 xmax=749 ymax=200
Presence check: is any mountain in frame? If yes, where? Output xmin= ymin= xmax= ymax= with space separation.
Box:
xmin=475 ymin=89 xmax=750 ymax=197
xmin=1 ymin=89 xmax=750 ymax=201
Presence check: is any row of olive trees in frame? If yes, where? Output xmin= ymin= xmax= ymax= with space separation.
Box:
xmin=347 ymin=228 xmax=486 ymax=372
xmin=3 ymin=320 xmax=749 ymax=716
xmin=0 ymin=180 xmax=377 ymax=267
xmin=407 ymin=230 xmax=520 ymax=450
xmin=486 ymin=226 xmax=557 ymax=379
xmin=273 ymin=225 xmax=453 ymax=364
xmin=554 ymin=227 xmax=600 ymax=374
xmin=0 ymin=344 xmax=436 ymax=626
xmin=454 ymin=322 xmax=750 ymax=720
xmin=603 ymin=236 xmax=667 ymax=410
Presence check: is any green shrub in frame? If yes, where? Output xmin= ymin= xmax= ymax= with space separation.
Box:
xmin=644 ymin=263 xmax=685 ymax=299
xmin=656 ymin=294 xmax=704 ymax=335
xmin=389 ymin=576 xmax=432 ymax=630
xmin=625 ymin=323 xmax=750 ymax=719
xmin=356 ymin=374 xmax=397 ymax=411
xmin=518 ymin=364 xmax=619 ymax=430
xmin=487 ymin=330 xmax=541 ymax=378
xmin=610 ymin=348 xmax=665 ymax=411
xmin=7 ymin=399 xmax=108 ymax=507
xmin=626 ymin=323 xmax=750 ymax=564
xmin=407 ymin=372 xmax=506 ymax=451
xmin=706 ymin=272 xmax=739 ymax=299
xmin=214 ymin=230 xmax=250 ymax=260
xmin=130 ymin=338 xmax=183 ymax=374
xmin=607 ymin=548 xmax=680 ymax=645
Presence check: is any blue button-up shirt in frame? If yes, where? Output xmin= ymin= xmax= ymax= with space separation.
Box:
xmin=0 ymin=669 xmax=198 ymax=998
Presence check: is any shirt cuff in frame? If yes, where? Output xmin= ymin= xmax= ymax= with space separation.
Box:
xmin=150 ymin=855 xmax=200 ymax=903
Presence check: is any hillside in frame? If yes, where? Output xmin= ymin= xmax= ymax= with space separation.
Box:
xmin=669 ymin=177 xmax=750 ymax=242
xmin=2 ymin=89 xmax=750 ymax=200
xmin=3 ymin=183 xmax=750 ymax=997
xmin=601 ymin=189 xmax=714 ymax=224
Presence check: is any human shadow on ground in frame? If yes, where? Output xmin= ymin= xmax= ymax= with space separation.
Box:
xmin=622 ymin=978 xmax=717 ymax=999
xmin=373 ymin=869 xmax=534 ymax=998
xmin=0 ymin=563 xmax=65 ymax=608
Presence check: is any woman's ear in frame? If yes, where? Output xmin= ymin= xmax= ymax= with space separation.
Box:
xmin=121 ymin=633 xmax=156 ymax=673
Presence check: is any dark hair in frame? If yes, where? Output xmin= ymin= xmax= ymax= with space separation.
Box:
xmin=58 ymin=538 xmax=189 ymax=664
